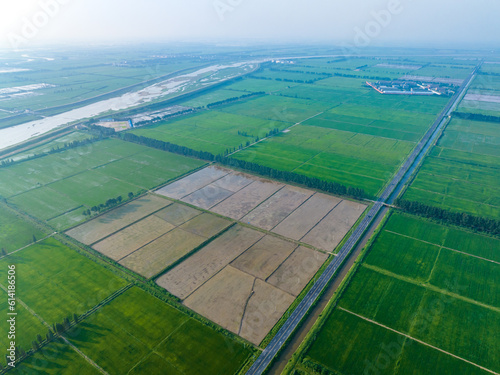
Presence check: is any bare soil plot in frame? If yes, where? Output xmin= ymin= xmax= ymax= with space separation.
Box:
xmin=179 ymin=213 xmax=232 ymax=238
xmin=212 ymin=172 xmax=254 ymax=192
xmin=240 ymin=279 xmax=295 ymax=345
xmin=184 ymin=266 xmax=255 ymax=334
xmin=156 ymin=225 xmax=264 ymax=299
xmin=66 ymin=195 xmax=170 ymax=245
xmin=231 ymin=235 xmax=298 ymax=280
xmin=181 ymin=185 xmax=234 ymax=209
xmin=93 ymin=215 xmax=176 ymax=260
xmin=267 ymin=246 xmax=328 ymax=296
xmin=119 ymin=228 xmax=206 ymax=278
xmin=272 ymin=193 xmax=341 ymax=241
xmin=241 ymin=186 xmax=313 ymax=230
xmin=211 ymin=180 xmax=284 ymax=220
xmin=156 ymin=166 xmax=229 ymax=199
xmin=301 ymin=200 xmax=366 ymax=251
xmin=153 ymin=202 xmax=201 ymax=226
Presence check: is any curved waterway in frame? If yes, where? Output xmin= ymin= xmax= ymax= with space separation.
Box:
xmin=0 ymin=61 xmax=257 ymax=151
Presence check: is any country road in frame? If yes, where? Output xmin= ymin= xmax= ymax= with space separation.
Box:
xmin=245 ymin=62 xmax=481 ymax=375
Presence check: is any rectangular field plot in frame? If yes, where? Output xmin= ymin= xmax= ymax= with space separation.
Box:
xmin=234 ymin=124 xmax=415 ymax=198
xmin=211 ymin=179 xmax=285 ymax=220
xmin=10 ymin=340 xmax=101 ymax=375
xmin=62 ymin=287 xmax=252 ymax=375
xmin=300 ymin=212 xmax=500 ymax=375
xmin=1 ymin=138 xmax=204 ymax=230
xmin=130 ymin=110 xmax=293 ymax=154
xmin=156 ymin=225 xmax=328 ymax=345
xmin=403 ymin=116 xmax=500 ymax=218
xmin=0 ymin=238 xmax=127 ymax=326
xmin=157 ymin=166 xmax=367 ymax=252
xmin=0 ymin=204 xmax=48 ymax=253
xmin=67 ymin=194 xmax=232 ymax=278
xmin=66 ymin=195 xmax=171 ymax=245
xmin=304 ymin=309 xmax=490 ymax=375
xmin=157 ymin=225 xmax=264 ymax=300
xmin=272 ymin=193 xmax=340 ymax=237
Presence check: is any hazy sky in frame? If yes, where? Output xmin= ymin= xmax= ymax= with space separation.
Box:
xmin=0 ymin=0 xmax=498 ymax=49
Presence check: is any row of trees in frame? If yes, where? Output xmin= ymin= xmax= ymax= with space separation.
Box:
xmin=332 ymin=72 xmax=392 ymax=81
xmin=86 ymin=124 xmax=116 ymax=136
xmin=4 ymin=313 xmax=80 ymax=370
xmin=82 ymin=194 xmax=128 ymax=216
xmin=120 ymin=133 xmax=366 ymax=199
xmin=452 ymin=111 xmax=500 ymax=123
xmin=395 ymin=199 xmax=500 ymax=236
xmin=253 ymin=75 xmax=325 ymax=84
xmin=206 ymin=92 xmax=264 ymax=109
xmin=268 ymin=67 xmax=332 ymax=77
xmin=120 ymin=133 xmax=216 ymax=161
xmin=0 ymin=137 xmax=100 ymax=169
xmin=216 ymin=155 xmax=366 ymax=199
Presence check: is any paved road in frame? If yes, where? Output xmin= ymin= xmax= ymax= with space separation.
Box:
xmin=245 ymin=63 xmax=481 ymax=375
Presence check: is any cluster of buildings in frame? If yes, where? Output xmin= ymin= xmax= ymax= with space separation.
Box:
xmin=366 ymin=80 xmax=455 ymax=96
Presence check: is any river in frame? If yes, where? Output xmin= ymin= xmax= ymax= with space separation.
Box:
xmin=0 ymin=61 xmax=256 ymax=151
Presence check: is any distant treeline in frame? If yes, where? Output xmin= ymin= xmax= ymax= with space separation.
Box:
xmin=120 ymin=133 xmax=366 ymax=200
xmin=250 ymin=75 xmax=324 ymax=84
xmin=86 ymin=124 xmax=116 ymax=136
xmin=206 ymin=92 xmax=264 ymax=109
xmin=452 ymin=111 xmax=500 ymax=123
xmin=395 ymin=199 xmax=500 ymax=236
xmin=120 ymin=133 xmax=216 ymax=161
xmin=332 ymin=72 xmax=391 ymax=81
xmin=479 ymin=71 xmax=500 ymax=77
xmin=268 ymin=67 xmax=332 ymax=77
xmin=216 ymin=155 xmax=366 ymax=199
xmin=0 ymin=137 xmax=100 ymax=169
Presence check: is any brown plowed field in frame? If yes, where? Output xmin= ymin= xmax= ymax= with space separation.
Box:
xmin=179 ymin=213 xmax=232 ymax=238
xmin=156 ymin=225 xmax=264 ymax=299
xmin=119 ymin=228 xmax=206 ymax=278
xmin=301 ymin=200 xmax=366 ymax=251
xmin=212 ymin=171 xmax=254 ymax=192
xmin=241 ymin=186 xmax=313 ymax=231
xmin=66 ymin=195 xmax=171 ymax=245
xmin=92 ymin=215 xmax=175 ymax=260
xmin=211 ymin=180 xmax=284 ymax=220
xmin=181 ymin=185 xmax=234 ymax=209
xmin=184 ymin=266 xmax=255 ymax=334
xmin=267 ymin=246 xmax=328 ymax=296
xmin=231 ymin=235 xmax=297 ymax=280
xmin=240 ymin=279 xmax=295 ymax=345
xmin=271 ymin=193 xmax=341 ymax=241
xmin=153 ymin=202 xmax=201 ymax=226
xmin=155 ymin=166 xmax=229 ymax=199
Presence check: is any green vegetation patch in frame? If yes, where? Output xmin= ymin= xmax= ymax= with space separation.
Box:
xmin=10 ymin=339 xmax=101 ymax=375
xmin=1 ymin=138 xmax=204 ymax=229
xmin=364 ymin=230 xmax=440 ymax=281
xmin=0 ymin=238 xmax=127 ymax=324
xmin=0 ymin=205 xmax=48 ymax=253
xmin=66 ymin=287 xmax=253 ymax=375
